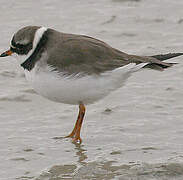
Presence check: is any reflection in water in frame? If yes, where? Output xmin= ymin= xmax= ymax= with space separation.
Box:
xmin=36 ymin=143 xmax=87 ymax=180
xmin=36 ymin=144 xmax=183 ymax=180
xmin=36 ymin=164 xmax=77 ymax=180
xmin=74 ymin=143 xmax=87 ymax=165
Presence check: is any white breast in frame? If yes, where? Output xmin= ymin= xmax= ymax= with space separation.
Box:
xmin=24 ymin=62 xmax=147 ymax=105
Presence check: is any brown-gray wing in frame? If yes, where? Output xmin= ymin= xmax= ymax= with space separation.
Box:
xmin=46 ymin=31 xmax=131 ymax=75
xmin=45 ymin=29 xmax=173 ymax=75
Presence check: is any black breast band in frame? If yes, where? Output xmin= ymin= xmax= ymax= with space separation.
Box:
xmin=21 ymin=29 xmax=49 ymax=71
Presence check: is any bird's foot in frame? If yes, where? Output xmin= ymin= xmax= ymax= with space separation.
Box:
xmin=72 ymin=137 xmax=82 ymax=144
xmin=52 ymin=136 xmax=65 ymax=140
xmin=64 ymin=134 xmax=82 ymax=144
xmin=64 ymin=132 xmax=75 ymax=138
xmin=53 ymin=136 xmax=82 ymax=144
xmin=53 ymin=132 xmax=75 ymax=140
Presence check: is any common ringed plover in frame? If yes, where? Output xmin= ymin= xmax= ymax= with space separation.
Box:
xmin=1 ymin=26 xmax=183 ymax=143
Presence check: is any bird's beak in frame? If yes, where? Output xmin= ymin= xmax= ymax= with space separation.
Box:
xmin=0 ymin=49 xmax=13 ymax=57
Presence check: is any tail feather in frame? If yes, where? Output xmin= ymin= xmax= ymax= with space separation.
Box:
xmin=143 ymin=52 xmax=183 ymax=70
xmin=151 ymin=53 xmax=183 ymax=61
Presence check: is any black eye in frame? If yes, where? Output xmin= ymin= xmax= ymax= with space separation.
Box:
xmin=11 ymin=37 xmax=33 ymax=55
xmin=17 ymin=44 xmax=24 ymax=49
xmin=11 ymin=43 xmax=32 ymax=55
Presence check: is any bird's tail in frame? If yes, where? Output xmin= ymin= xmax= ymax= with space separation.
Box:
xmin=143 ymin=53 xmax=183 ymax=70
xmin=151 ymin=53 xmax=183 ymax=61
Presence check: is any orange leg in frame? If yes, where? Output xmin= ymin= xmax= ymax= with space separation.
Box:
xmin=65 ymin=103 xmax=86 ymax=144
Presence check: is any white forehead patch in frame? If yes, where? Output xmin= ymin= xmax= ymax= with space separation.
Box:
xmin=12 ymin=27 xmax=48 ymax=65
xmin=17 ymin=39 xmax=29 ymax=45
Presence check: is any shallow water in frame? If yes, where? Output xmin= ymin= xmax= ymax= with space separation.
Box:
xmin=1 ymin=0 xmax=183 ymax=179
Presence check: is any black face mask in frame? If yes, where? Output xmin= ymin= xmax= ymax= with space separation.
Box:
xmin=11 ymin=37 xmax=32 ymax=55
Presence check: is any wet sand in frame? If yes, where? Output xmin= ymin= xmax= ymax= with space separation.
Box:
xmin=1 ymin=0 xmax=183 ymax=179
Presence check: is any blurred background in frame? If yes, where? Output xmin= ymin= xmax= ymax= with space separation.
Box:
xmin=1 ymin=0 xmax=183 ymax=179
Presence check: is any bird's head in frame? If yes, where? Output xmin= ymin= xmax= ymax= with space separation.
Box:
xmin=0 ymin=26 xmax=47 ymax=65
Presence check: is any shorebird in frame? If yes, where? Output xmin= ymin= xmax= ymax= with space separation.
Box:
xmin=0 ymin=26 xmax=182 ymax=143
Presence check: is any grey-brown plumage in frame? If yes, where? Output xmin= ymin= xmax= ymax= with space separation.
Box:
xmin=12 ymin=26 xmax=38 ymax=47
xmin=1 ymin=26 xmax=183 ymax=144
xmin=4 ymin=26 xmax=183 ymax=74
xmin=43 ymin=28 xmax=182 ymax=75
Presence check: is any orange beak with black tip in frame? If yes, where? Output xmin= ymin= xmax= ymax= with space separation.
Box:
xmin=0 ymin=49 xmax=13 ymax=57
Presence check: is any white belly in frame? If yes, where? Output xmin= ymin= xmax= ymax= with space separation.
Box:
xmin=24 ymin=63 xmax=146 ymax=105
